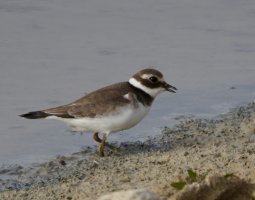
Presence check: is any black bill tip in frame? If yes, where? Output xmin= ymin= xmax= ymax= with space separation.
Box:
xmin=164 ymin=82 xmax=177 ymax=93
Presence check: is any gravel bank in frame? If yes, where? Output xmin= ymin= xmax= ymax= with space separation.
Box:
xmin=1 ymin=102 xmax=255 ymax=199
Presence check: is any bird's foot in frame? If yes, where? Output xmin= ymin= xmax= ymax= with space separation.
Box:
xmin=94 ymin=132 xmax=120 ymax=157
xmin=97 ymin=142 xmax=119 ymax=157
xmin=105 ymin=142 xmax=120 ymax=156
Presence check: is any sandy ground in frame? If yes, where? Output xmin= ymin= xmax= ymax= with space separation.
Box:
xmin=0 ymin=102 xmax=255 ymax=199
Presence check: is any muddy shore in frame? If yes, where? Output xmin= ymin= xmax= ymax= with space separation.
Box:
xmin=1 ymin=103 xmax=255 ymax=199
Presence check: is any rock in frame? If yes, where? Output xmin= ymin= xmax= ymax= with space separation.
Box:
xmin=170 ymin=175 xmax=255 ymax=200
xmin=98 ymin=189 xmax=161 ymax=200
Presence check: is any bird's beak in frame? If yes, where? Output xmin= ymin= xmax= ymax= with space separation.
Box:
xmin=163 ymin=82 xmax=177 ymax=93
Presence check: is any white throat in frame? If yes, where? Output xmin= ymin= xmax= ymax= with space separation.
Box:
xmin=129 ymin=77 xmax=164 ymax=98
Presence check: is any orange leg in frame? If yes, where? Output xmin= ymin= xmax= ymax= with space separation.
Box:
xmin=93 ymin=132 xmax=117 ymax=156
xmin=93 ymin=132 xmax=102 ymax=143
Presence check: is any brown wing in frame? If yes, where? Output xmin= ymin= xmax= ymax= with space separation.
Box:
xmin=67 ymin=95 xmax=130 ymax=118
xmin=71 ymin=82 xmax=130 ymax=104
xmin=44 ymin=82 xmax=132 ymax=118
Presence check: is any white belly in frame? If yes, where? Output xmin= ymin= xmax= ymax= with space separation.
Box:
xmin=48 ymin=104 xmax=150 ymax=133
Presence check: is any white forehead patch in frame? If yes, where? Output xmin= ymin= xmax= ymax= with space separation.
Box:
xmin=129 ymin=77 xmax=165 ymax=98
xmin=141 ymin=73 xmax=162 ymax=80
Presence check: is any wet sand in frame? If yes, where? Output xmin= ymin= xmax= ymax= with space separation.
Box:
xmin=0 ymin=102 xmax=255 ymax=199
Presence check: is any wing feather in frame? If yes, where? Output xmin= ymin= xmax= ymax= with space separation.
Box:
xmin=44 ymin=82 xmax=132 ymax=118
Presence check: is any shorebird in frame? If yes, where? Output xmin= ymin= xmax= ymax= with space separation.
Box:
xmin=20 ymin=68 xmax=177 ymax=156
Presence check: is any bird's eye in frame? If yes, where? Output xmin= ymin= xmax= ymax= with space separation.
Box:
xmin=149 ymin=76 xmax=158 ymax=83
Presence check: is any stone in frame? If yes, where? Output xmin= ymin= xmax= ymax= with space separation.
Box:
xmin=98 ymin=189 xmax=161 ymax=200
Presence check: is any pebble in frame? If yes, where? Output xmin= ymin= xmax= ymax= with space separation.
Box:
xmin=98 ymin=189 xmax=160 ymax=200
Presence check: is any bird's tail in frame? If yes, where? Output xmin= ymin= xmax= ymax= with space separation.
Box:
xmin=19 ymin=111 xmax=52 ymax=119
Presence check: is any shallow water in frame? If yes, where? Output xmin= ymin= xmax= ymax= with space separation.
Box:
xmin=0 ymin=0 xmax=255 ymax=165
